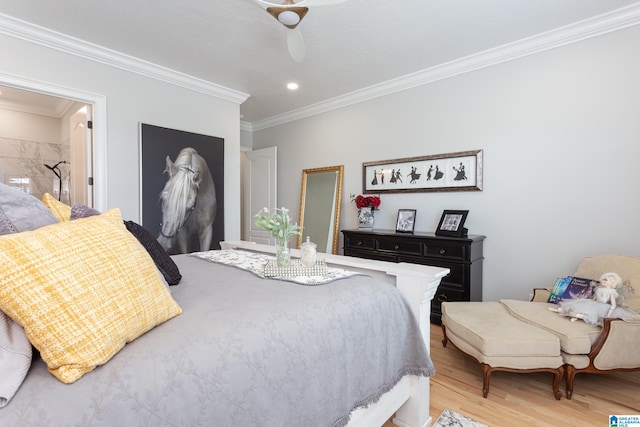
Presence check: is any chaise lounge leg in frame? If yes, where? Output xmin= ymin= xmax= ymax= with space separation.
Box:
xmin=441 ymin=324 xmax=449 ymax=347
xmin=552 ymin=366 xmax=564 ymax=400
xmin=565 ymin=364 xmax=576 ymax=400
xmin=481 ymin=363 xmax=491 ymax=398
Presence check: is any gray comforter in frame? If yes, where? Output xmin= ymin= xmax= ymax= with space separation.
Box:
xmin=0 ymin=253 xmax=434 ymax=427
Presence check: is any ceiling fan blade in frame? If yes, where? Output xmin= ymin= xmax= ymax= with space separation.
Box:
xmin=295 ymin=0 xmax=348 ymax=6
xmin=287 ymin=28 xmax=306 ymax=63
xmin=255 ymin=0 xmax=347 ymax=8
xmin=254 ymin=0 xmax=287 ymax=9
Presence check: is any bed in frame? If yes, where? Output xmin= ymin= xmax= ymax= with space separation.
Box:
xmin=0 ymin=185 xmax=448 ymax=427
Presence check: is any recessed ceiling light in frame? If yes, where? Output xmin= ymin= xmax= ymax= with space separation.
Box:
xmin=287 ymin=82 xmax=299 ymax=90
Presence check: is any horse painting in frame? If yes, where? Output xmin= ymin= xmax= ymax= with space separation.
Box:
xmin=157 ymin=147 xmax=217 ymax=254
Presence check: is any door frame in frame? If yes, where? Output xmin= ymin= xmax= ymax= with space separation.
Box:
xmin=70 ymin=105 xmax=93 ymax=206
xmin=242 ymin=146 xmax=277 ymax=244
xmin=0 ymin=73 xmax=107 ymax=210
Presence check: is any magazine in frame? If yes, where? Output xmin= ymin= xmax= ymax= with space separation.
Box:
xmin=547 ymin=276 xmax=599 ymax=304
xmin=558 ymin=276 xmax=598 ymax=302
xmin=547 ymin=277 xmax=570 ymax=304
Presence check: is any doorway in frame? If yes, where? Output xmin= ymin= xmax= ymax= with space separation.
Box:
xmin=0 ymin=75 xmax=106 ymax=209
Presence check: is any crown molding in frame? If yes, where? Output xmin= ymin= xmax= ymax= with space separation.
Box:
xmin=0 ymin=97 xmax=74 ymax=118
xmin=0 ymin=13 xmax=250 ymax=105
xmin=240 ymin=121 xmax=253 ymax=132
xmin=250 ymin=3 xmax=640 ymax=132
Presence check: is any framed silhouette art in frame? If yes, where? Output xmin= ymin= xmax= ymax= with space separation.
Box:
xmin=362 ymin=150 xmax=482 ymax=194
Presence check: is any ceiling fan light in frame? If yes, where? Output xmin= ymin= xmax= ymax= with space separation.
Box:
xmin=278 ymin=10 xmax=300 ymax=26
xmin=267 ymin=6 xmax=308 ymax=29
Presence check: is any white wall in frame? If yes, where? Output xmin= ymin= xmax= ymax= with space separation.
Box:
xmin=0 ymin=31 xmax=244 ymax=240
xmin=252 ymin=25 xmax=640 ymax=301
xmin=240 ymin=127 xmax=253 ymax=150
xmin=0 ymin=108 xmax=68 ymax=200
xmin=0 ymin=108 xmax=60 ymax=143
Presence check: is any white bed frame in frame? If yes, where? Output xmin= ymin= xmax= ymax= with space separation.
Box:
xmin=220 ymin=241 xmax=449 ymax=427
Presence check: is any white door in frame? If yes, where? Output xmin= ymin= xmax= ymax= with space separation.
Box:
xmin=242 ymin=147 xmax=277 ymax=244
xmin=70 ymin=105 xmax=93 ymax=206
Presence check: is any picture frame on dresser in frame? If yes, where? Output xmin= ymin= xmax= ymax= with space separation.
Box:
xmin=435 ymin=210 xmax=468 ymax=237
xmin=396 ymin=209 xmax=416 ymax=233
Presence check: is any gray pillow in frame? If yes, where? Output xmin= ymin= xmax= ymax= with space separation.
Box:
xmin=0 ymin=183 xmax=57 ymax=235
xmin=0 ymin=314 xmax=31 ymax=408
xmin=0 ymin=183 xmax=55 ymax=406
xmin=70 ymin=203 xmax=101 ymax=220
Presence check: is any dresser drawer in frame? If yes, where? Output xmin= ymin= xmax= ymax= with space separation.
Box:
xmin=424 ymin=241 xmax=466 ymax=260
xmin=344 ymin=248 xmax=396 ymax=262
xmin=344 ymin=235 xmax=376 ymax=250
xmin=430 ymin=286 xmax=466 ymax=325
xmin=377 ymin=240 xmax=422 ymax=256
xmin=433 ymin=285 xmax=466 ymax=305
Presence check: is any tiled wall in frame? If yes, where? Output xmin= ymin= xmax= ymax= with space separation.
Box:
xmin=0 ymin=136 xmax=71 ymax=203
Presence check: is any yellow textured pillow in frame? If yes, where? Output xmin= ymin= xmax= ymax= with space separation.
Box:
xmin=41 ymin=193 xmax=71 ymax=221
xmin=0 ymin=208 xmax=182 ymax=383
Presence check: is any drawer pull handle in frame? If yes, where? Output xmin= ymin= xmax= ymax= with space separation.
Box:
xmin=437 ymin=294 xmax=448 ymax=302
xmin=394 ymin=244 xmax=400 ymax=250
xmin=439 ymin=248 xmax=446 ymax=255
xmin=357 ymin=241 xmax=363 ymax=246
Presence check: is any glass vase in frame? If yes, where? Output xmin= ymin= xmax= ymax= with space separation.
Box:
xmin=275 ymin=238 xmax=291 ymax=267
xmin=300 ymin=236 xmax=317 ymax=268
xmin=358 ymin=207 xmax=374 ymax=229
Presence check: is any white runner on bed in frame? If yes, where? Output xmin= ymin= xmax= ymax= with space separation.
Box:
xmin=189 ymin=249 xmax=364 ymax=285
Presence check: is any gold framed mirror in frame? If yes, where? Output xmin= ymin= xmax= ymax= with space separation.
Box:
xmin=297 ymin=165 xmax=344 ymax=254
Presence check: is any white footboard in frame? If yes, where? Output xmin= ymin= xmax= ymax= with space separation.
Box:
xmin=220 ymin=241 xmax=449 ymax=427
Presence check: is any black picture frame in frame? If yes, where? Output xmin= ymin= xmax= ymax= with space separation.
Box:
xmin=396 ymin=209 xmax=417 ymax=233
xmin=140 ymin=123 xmax=225 ymax=254
xmin=435 ymin=210 xmax=469 ymax=237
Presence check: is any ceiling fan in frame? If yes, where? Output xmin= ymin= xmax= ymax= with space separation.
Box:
xmin=254 ymin=0 xmax=348 ymax=62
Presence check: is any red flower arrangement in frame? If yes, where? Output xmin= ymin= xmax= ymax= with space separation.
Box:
xmin=352 ymin=194 xmax=381 ymax=210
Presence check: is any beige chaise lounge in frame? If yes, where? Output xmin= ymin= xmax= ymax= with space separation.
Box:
xmin=441 ymin=255 xmax=640 ymax=399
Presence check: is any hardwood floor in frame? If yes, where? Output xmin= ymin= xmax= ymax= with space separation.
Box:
xmin=384 ymin=324 xmax=640 ymax=427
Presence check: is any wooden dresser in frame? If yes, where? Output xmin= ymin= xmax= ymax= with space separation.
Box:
xmin=342 ymin=229 xmax=485 ymax=324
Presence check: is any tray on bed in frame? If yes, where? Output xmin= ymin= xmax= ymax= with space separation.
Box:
xmin=263 ymin=259 xmax=328 ymax=277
